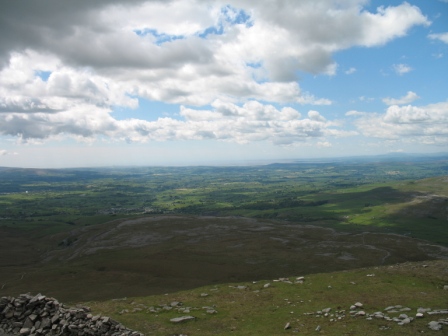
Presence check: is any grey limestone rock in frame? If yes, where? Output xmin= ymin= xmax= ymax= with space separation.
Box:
xmin=417 ymin=307 xmax=431 ymax=314
xmin=400 ymin=318 xmax=411 ymax=325
xmin=428 ymin=321 xmax=442 ymax=330
xmin=170 ymin=316 xmax=196 ymax=323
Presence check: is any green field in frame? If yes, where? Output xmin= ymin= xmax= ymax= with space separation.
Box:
xmin=1 ymin=155 xmax=447 ymax=245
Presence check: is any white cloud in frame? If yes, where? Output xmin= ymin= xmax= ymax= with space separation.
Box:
xmin=382 ymin=91 xmax=419 ymax=105
xmin=0 ymin=100 xmax=347 ymax=146
xmin=356 ymin=2 xmax=430 ymax=46
xmin=393 ymin=63 xmax=412 ymax=75
xmin=345 ymin=67 xmax=357 ymax=75
xmin=216 ymin=0 xmax=429 ymax=79
xmin=428 ymin=32 xmax=448 ymax=44
xmin=349 ymin=102 xmax=448 ymax=145
xmin=308 ymin=110 xmax=326 ymax=122
xmin=346 ymin=110 xmax=367 ymax=116
xmin=359 ymin=96 xmax=375 ymax=102
xmin=105 ymin=1 xmax=218 ymax=36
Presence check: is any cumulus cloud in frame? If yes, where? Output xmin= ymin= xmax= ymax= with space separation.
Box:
xmin=0 ymin=0 xmax=432 ymax=146
xmin=428 ymin=32 xmax=448 ymax=44
xmin=393 ymin=63 xmax=412 ymax=75
xmin=0 ymin=1 xmax=430 ymax=82
xmin=0 ymin=99 xmax=348 ymax=146
xmin=348 ymin=102 xmax=448 ymax=145
xmin=382 ymin=91 xmax=419 ymax=105
xmin=345 ymin=67 xmax=357 ymax=75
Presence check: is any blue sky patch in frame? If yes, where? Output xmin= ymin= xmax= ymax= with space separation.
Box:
xmin=221 ymin=5 xmax=252 ymax=26
xmin=199 ymin=5 xmax=252 ymax=38
xmin=246 ymin=62 xmax=262 ymax=69
xmin=198 ymin=25 xmax=224 ymax=38
xmin=134 ymin=28 xmax=185 ymax=45
xmin=35 ymin=70 xmax=52 ymax=82
xmin=112 ymin=97 xmax=182 ymax=121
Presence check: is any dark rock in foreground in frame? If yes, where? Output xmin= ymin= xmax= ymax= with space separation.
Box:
xmin=0 ymin=294 xmax=143 ymax=335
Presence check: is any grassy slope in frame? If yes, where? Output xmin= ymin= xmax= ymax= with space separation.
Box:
xmin=85 ymin=260 xmax=448 ymax=336
xmin=268 ymin=177 xmax=448 ymax=245
xmin=2 ymin=213 xmax=446 ymax=304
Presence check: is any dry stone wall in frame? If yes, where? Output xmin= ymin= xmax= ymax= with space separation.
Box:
xmin=0 ymin=294 xmax=143 ymax=336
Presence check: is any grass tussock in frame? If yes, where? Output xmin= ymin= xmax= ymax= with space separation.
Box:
xmin=85 ymin=260 xmax=448 ymax=336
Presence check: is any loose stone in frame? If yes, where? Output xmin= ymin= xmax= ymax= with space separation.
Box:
xmin=428 ymin=321 xmax=442 ymax=331
xmin=170 ymin=316 xmax=196 ymax=323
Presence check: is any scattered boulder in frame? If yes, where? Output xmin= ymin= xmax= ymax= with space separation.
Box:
xmin=170 ymin=316 xmax=196 ymax=323
xmin=400 ymin=318 xmax=411 ymax=325
xmin=428 ymin=321 xmax=442 ymax=331
xmin=427 ymin=309 xmax=448 ymax=315
xmin=417 ymin=307 xmax=431 ymax=314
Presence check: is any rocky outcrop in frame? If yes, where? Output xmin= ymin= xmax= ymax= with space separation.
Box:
xmin=0 ymin=294 xmax=143 ymax=336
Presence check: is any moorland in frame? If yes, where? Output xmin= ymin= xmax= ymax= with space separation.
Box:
xmin=0 ymin=153 xmax=447 ymax=335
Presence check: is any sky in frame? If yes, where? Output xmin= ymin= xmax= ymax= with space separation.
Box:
xmin=0 ymin=0 xmax=447 ymax=168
